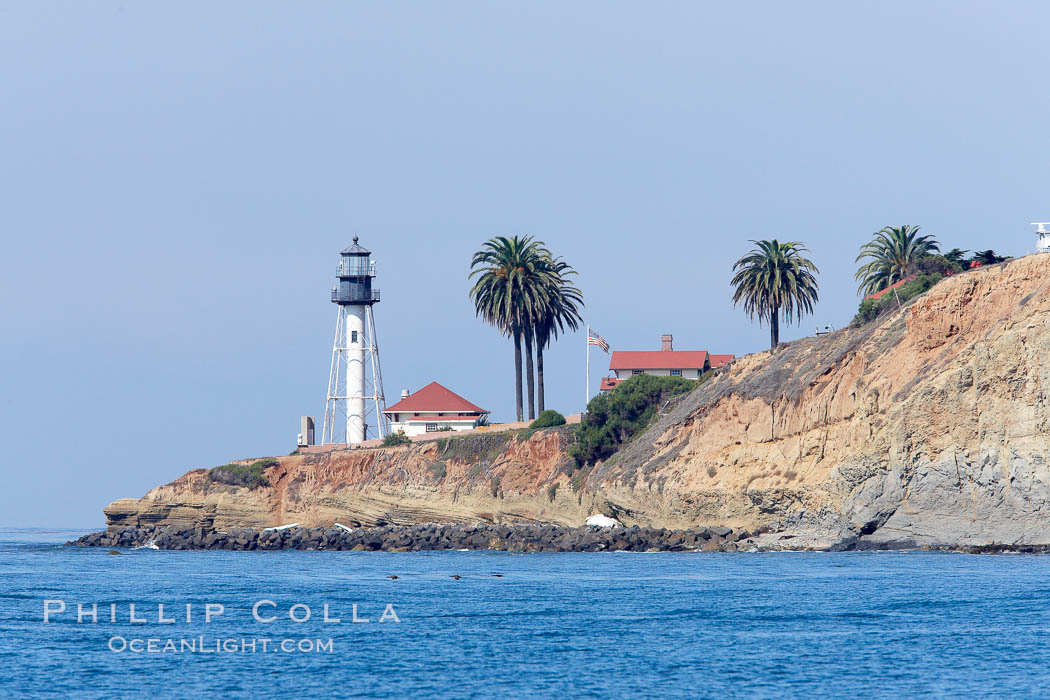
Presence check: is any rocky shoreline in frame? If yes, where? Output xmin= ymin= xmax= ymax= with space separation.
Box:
xmin=72 ymin=523 xmax=759 ymax=552
xmin=68 ymin=524 xmax=1050 ymax=554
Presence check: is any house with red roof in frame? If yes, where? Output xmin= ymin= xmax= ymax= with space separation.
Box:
xmin=382 ymin=381 xmax=490 ymax=436
xmin=600 ymin=334 xmax=734 ymax=391
xmin=864 ymin=275 xmax=917 ymax=301
xmin=709 ymin=354 xmax=734 ymax=369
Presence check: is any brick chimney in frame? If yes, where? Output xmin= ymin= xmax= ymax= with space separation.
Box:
xmin=661 ymin=334 xmax=673 ymax=351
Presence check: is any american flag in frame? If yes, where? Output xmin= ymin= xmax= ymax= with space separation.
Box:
xmin=588 ymin=329 xmax=609 ymax=353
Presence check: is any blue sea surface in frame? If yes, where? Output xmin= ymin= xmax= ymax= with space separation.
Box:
xmin=2 ymin=528 xmax=1049 ymax=698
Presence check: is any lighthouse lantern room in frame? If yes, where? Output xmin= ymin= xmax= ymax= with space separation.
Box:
xmin=322 ymin=237 xmax=389 ymax=445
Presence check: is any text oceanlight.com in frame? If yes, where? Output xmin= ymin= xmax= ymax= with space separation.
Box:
xmin=108 ymin=637 xmax=335 ymax=654
xmin=42 ymin=600 xmax=401 ymax=654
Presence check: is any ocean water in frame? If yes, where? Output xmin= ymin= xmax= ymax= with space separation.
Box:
xmin=3 ymin=529 xmax=1050 ymax=698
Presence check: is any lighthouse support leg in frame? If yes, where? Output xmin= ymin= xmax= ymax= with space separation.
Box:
xmin=322 ymin=305 xmax=345 ymax=445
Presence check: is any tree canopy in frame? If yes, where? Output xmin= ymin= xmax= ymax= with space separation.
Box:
xmin=731 ymin=239 xmax=820 ymax=349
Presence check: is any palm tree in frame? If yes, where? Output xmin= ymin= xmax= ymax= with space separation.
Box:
xmin=731 ymin=239 xmax=820 ymax=349
xmin=534 ymin=257 xmax=584 ymax=412
xmin=469 ymin=236 xmax=556 ymax=421
xmin=972 ymin=249 xmax=1007 ymax=265
xmin=855 ymin=225 xmax=939 ymax=296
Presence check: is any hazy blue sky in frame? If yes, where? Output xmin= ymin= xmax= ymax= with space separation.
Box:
xmin=3 ymin=2 xmax=1048 ymax=527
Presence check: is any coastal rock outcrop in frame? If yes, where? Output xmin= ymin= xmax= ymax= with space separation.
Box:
xmin=71 ymin=523 xmax=755 ymax=553
xmin=104 ymin=429 xmax=594 ymax=532
xmin=99 ymin=255 xmax=1050 ymax=550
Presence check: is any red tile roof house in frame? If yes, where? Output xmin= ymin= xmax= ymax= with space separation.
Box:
xmin=599 ymin=334 xmax=734 ymax=391
xmin=381 ymin=381 xmax=490 ymax=437
xmin=864 ymin=275 xmax=917 ymax=301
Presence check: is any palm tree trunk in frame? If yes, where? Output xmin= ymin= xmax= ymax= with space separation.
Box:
xmin=524 ymin=326 xmax=536 ymax=421
xmin=513 ymin=330 xmax=524 ymax=422
xmin=537 ymin=341 xmax=545 ymax=413
xmin=770 ymin=305 xmax=780 ymax=349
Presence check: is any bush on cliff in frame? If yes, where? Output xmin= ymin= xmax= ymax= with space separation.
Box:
xmin=568 ymin=374 xmax=695 ymax=467
xmin=382 ymin=430 xmax=412 ymax=447
xmin=530 ymin=410 xmax=566 ymax=429
xmin=207 ymin=460 xmax=273 ymax=489
xmin=914 ymin=254 xmax=963 ymax=277
xmin=852 ymin=272 xmax=944 ymax=326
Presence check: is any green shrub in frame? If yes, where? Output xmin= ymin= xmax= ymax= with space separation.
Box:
xmin=207 ymin=461 xmax=271 ymax=489
xmin=853 ymin=297 xmax=881 ymax=326
xmin=568 ymin=374 xmax=695 ymax=467
xmin=851 ymin=273 xmax=945 ymax=326
xmin=915 ymin=254 xmax=962 ymax=277
xmin=530 ymin=410 xmax=566 ymax=429
xmin=382 ymin=430 xmax=412 ymax=447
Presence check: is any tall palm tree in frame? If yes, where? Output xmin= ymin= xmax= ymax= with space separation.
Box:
xmin=731 ymin=239 xmax=820 ymax=349
xmin=534 ymin=257 xmax=584 ymax=412
xmin=855 ymin=225 xmax=939 ymax=296
xmin=469 ymin=236 xmax=556 ymax=421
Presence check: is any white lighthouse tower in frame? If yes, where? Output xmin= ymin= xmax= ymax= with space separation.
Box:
xmin=322 ymin=237 xmax=389 ymax=445
xmin=1033 ymin=223 xmax=1050 ymax=254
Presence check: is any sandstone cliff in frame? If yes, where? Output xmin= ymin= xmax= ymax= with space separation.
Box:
xmin=105 ymin=255 xmax=1050 ymax=549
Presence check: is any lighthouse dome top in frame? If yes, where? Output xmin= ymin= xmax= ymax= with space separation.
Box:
xmin=341 ymin=235 xmax=371 ymax=256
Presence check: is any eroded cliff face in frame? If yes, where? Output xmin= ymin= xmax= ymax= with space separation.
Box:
xmin=105 ymin=255 xmax=1050 ymax=548
xmin=105 ymin=430 xmax=596 ymax=532
xmin=593 ymin=254 xmax=1050 ymax=548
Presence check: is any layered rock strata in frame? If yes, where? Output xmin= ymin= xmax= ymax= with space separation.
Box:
xmin=98 ymin=256 xmax=1050 ymax=550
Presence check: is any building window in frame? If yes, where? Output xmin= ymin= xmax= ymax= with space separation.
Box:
xmin=632 ymin=369 xmax=643 ymax=375
xmin=351 ymin=331 xmax=358 ymax=343
xmin=426 ymin=423 xmax=439 ymax=432
xmin=670 ymin=369 xmax=682 ymax=376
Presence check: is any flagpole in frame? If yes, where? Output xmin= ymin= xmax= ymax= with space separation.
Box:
xmin=585 ymin=324 xmax=590 ymax=412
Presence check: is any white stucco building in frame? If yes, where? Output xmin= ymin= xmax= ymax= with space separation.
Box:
xmin=382 ymin=381 xmax=489 ymax=437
